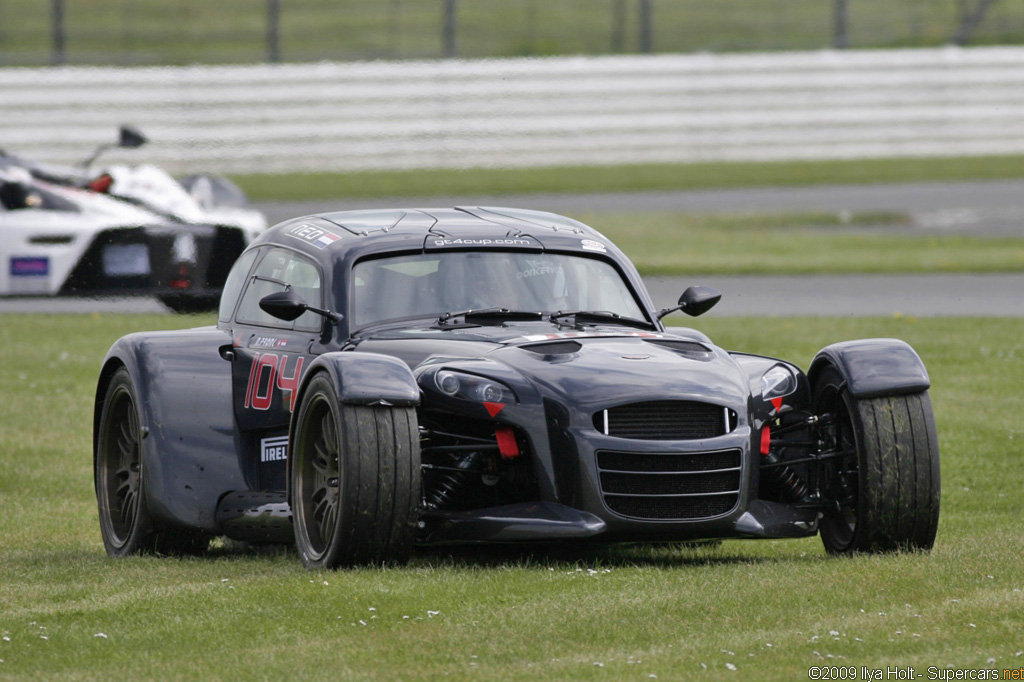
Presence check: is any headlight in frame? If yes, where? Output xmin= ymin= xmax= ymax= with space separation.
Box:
xmin=434 ymin=370 xmax=517 ymax=404
xmin=761 ymin=365 xmax=797 ymax=400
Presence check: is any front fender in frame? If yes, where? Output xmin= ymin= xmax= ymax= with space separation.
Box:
xmin=295 ymin=351 xmax=421 ymax=409
xmin=286 ymin=351 xmax=421 ymax=506
xmin=809 ymin=338 xmax=930 ymax=399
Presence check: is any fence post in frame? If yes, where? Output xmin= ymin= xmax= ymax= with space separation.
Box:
xmin=638 ymin=0 xmax=652 ymax=53
xmin=953 ymin=0 xmax=998 ymax=45
xmin=610 ymin=0 xmax=626 ymax=52
xmin=267 ymin=0 xmax=281 ymax=63
xmin=443 ymin=0 xmax=457 ymax=58
xmin=833 ymin=0 xmax=849 ymax=48
xmin=51 ymin=0 xmax=66 ymax=65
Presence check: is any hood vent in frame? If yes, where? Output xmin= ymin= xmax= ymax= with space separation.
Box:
xmin=521 ymin=340 xmax=582 ymax=355
xmin=643 ymin=339 xmax=714 ymax=360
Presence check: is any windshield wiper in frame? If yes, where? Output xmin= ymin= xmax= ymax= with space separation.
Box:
xmin=435 ymin=307 xmax=545 ymax=327
xmin=548 ymin=310 xmax=655 ymax=330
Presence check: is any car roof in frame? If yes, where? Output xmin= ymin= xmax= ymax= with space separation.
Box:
xmin=242 ymin=206 xmax=658 ymax=338
xmin=253 ymin=206 xmax=619 ymax=261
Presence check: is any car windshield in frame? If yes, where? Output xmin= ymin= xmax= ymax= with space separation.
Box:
xmin=351 ymin=251 xmax=646 ymax=329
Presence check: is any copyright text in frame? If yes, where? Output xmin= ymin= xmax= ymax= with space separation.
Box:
xmin=807 ymin=666 xmax=1024 ymax=680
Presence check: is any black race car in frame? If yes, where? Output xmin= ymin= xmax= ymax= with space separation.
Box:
xmin=94 ymin=207 xmax=940 ymax=568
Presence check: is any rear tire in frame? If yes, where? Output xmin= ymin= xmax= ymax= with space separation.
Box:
xmin=814 ymin=366 xmax=940 ymax=554
xmin=96 ymin=368 xmax=156 ymax=556
xmin=96 ymin=367 xmax=209 ymax=557
xmin=291 ymin=374 xmax=420 ymax=569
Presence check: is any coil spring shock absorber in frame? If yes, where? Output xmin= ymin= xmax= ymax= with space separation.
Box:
xmin=763 ymin=452 xmax=810 ymax=502
xmin=423 ymin=468 xmax=466 ymax=511
xmin=422 ymin=450 xmax=488 ymax=511
xmin=760 ymin=423 xmax=810 ymax=503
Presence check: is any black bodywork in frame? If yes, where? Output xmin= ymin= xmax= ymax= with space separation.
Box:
xmin=95 ymin=207 xmax=938 ymax=557
xmin=61 ymin=222 xmax=245 ymax=301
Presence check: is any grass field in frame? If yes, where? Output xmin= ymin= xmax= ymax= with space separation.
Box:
xmin=234 ymin=155 xmax=1024 ymax=276
xmin=230 ymin=156 xmax=1024 ymax=202
xmin=4 ymin=0 xmax=1023 ymax=65
xmin=1 ymin=313 xmax=1021 ymax=680
xmin=589 ymin=211 xmax=1024 ymax=275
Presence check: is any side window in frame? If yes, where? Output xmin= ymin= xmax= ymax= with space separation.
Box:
xmin=218 ymin=248 xmax=260 ymax=323
xmin=235 ymin=247 xmax=322 ymax=331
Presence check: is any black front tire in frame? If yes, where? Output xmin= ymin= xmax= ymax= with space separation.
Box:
xmin=291 ymin=374 xmax=420 ymax=569
xmin=814 ymin=366 xmax=940 ymax=554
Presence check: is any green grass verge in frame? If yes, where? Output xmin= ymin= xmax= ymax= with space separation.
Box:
xmin=2 ymin=0 xmax=1019 ymax=65
xmin=231 ymin=155 xmax=1024 ymax=202
xmin=1 ymin=313 xmax=1021 ymax=680
xmin=234 ymin=156 xmax=1024 ymax=276
xmin=590 ymin=211 xmax=1024 ymax=275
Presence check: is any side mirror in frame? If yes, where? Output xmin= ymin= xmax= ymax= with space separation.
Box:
xmin=79 ymin=125 xmax=148 ymax=169
xmin=259 ymin=289 xmax=344 ymax=324
xmin=259 ymin=289 xmax=308 ymax=321
xmin=656 ymin=285 xmax=722 ymax=319
xmin=678 ymin=285 xmax=721 ymax=316
xmin=118 ymin=125 xmax=148 ymax=149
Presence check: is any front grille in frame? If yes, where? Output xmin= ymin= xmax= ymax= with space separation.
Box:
xmin=594 ymin=400 xmax=732 ymax=440
xmin=597 ymin=448 xmax=741 ymax=520
xmin=604 ymin=495 xmax=737 ymax=520
xmin=601 ymin=470 xmax=738 ymax=496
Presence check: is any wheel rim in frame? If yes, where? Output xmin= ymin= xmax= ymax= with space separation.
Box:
xmin=820 ymin=385 xmax=860 ymax=550
xmin=295 ymin=395 xmax=341 ymax=561
xmin=98 ymin=385 xmax=141 ymax=548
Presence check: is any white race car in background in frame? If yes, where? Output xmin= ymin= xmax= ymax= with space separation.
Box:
xmin=0 ymin=126 xmax=266 ymax=312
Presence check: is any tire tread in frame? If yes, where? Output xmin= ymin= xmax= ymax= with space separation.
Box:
xmin=292 ymin=377 xmax=420 ymax=569
xmin=816 ymin=365 xmax=940 ymax=554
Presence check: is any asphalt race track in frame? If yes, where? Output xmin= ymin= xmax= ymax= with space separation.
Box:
xmin=255 ymin=179 xmax=1024 ymax=235
xmin=644 ymin=273 xmax=1023 ymax=317
xmin=3 ymin=181 xmax=1021 ymax=316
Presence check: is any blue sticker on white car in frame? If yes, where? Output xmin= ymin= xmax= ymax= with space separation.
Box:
xmin=10 ymin=257 xmax=49 ymax=277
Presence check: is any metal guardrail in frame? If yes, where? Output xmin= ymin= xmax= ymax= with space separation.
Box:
xmin=3 ymin=47 xmax=1024 ymax=174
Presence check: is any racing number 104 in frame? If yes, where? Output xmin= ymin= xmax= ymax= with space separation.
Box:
xmin=244 ymin=352 xmax=305 ymax=412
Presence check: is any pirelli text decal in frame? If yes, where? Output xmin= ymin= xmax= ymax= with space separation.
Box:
xmin=260 ymin=435 xmax=289 ymax=463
